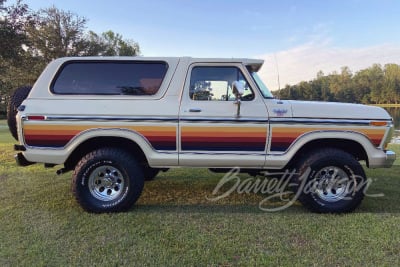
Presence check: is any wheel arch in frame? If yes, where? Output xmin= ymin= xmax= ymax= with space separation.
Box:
xmin=64 ymin=136 xmax=148 ymax=171
xmin=285 ymin=138 xmax=369 ymax=169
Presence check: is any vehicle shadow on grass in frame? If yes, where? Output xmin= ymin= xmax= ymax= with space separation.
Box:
xmin=133 ymin=203 xmax=308 ymax=214
xmin=132 ymin=190 xmax=400 ymax=215
xmin=132 ymin=165 xmax=400 ymax=215
xmin=132 ymin=198 xmax=400 ymax=215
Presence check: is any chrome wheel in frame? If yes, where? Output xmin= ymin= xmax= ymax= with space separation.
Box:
xmin=313 ymin=166 xmax=351 ymax=202
xmin=88 ymin=165 xmax=125 ymax=201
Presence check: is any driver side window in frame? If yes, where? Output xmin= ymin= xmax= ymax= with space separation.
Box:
xmin=189 ymin=66 xmax=254 ymax=101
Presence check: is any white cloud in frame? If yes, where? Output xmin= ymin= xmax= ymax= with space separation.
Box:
xmin=257 ymin=42 xmax=400 ymax=91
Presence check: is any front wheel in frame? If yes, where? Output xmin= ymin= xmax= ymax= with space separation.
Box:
xmin=72 ymin=148 xmax=144 ymax=213
xmin=291 ymin=148 xmax=367 ymax=213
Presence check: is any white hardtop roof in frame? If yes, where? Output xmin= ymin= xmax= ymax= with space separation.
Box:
xmin=53 ymin=56 xmax=264 ymax=72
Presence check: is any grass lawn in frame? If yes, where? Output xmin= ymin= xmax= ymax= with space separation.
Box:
xmin=0 ymin=120 xmax=399 ymax=266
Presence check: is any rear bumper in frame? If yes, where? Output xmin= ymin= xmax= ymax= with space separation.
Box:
xmin=15 ymin=153 xmax=35 ymax=167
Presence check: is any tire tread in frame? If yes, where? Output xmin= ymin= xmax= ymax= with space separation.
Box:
xmin=72 ymin=147 xmax=144 ymax=213
xmin=293 ymin=148 xmax=366 ymax=213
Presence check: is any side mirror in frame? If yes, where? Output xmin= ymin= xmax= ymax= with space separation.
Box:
xmin=232 ymin=81 xmax=245 ymax=117
xmin=232 ymin=81 xmax=245 ymax=98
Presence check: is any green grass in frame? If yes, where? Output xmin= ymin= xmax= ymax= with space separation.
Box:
xmin=1 ymin=120 xmax=399 ymax=266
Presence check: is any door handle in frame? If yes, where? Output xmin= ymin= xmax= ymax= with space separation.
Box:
xmin=189 ymin=108 xmax=202 ymax=113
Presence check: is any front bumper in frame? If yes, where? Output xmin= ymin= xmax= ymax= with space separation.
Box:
xmin=384 ymin=150 xmax=396 ymax=168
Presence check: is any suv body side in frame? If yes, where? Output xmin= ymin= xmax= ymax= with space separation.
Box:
xmin=11 ymin=56 xmax=396 ymax=213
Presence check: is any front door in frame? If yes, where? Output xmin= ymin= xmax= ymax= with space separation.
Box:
xmin=178 ymin=63 xmax=269 ymax=167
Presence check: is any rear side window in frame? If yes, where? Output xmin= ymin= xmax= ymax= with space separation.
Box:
xmin=51 ymin=61 xmax=168 ymax=95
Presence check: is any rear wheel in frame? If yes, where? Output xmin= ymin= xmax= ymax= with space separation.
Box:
xmin=7 ymin=86 xmax=32 ymax=140
xmin=72 ymin=148 xmax=144 ymax=213
xmin=291 ymin=148 xmax=367 ymax=213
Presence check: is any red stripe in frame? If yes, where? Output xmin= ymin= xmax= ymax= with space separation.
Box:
xmin=146 ymin=136 xmax=176 ymax=142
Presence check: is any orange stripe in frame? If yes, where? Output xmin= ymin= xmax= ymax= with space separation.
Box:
xmin=182 ymin=126 xmax=267 ymax=133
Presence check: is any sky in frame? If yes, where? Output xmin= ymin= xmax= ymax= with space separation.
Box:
xmin=22 ymin=0 xmax=400 ymax=90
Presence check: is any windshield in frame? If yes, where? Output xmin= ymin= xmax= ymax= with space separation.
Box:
xmin=251 ymin=72 xmax=274 ymax=99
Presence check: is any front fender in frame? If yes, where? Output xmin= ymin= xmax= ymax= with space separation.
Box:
xmin=266 ymin=130 xmax=387 ymax=169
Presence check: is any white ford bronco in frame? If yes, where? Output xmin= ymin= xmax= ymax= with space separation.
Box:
xmin=8 ymin=57 xmax=396 ymax=213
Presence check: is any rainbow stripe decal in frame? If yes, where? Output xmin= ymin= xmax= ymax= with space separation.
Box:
xmin=181 ymin=126 xmax=267 ymax=151
xmin=271 ymin=127 xmax=386 ymax=152
xmin=23 ymin=124 xmax=177 ymax=150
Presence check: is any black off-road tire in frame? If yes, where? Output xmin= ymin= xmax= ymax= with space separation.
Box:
xmin=7 ymin=86 xmax=32 ymax=140
xmin=291 ymin=148 xmax=366 ymax=213
xmin=72 ymin=148 xmax=144 ymax=213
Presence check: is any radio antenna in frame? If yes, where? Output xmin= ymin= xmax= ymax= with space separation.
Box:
xmin=274 ymin=53 xmax=281 ymax=99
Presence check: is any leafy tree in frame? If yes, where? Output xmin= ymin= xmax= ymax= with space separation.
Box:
xmin=25 ymin=7 xmax=140 ymax=59
xmin=85 ymin=30 xmax=140 ymax=56
xmin=352 ymin=65 xmax=384 ymax=104
xmin=0 ymin=2 xmax=142 ymax=117
xmin=25 ymin=6 xmax=88 ymax=61
xmin=0 ymin=0 xmax=31 ymax=60
xmin=0 ymin=0 xmax=37 ymax=116
xmin=383 ymin=64 xmax=400 ymax=104
xmin=278 ymin=63 xmax=400 ymax=105
xmin=278 ymin=84 xmax=291 ymax=99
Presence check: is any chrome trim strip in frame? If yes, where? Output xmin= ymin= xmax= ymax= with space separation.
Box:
xmin=179 ymin=151 xmax=266 ymax=156
xmin=45 ymin=116 xmax=178 ymax=122
xmin=25 ymin=115 xmax=391 ymax=126
xmin=180 ymin=118 xmax=269 ymax=123
xmin=269 ymin=118 xmax=381 ymax=125
xmin=46 ymin=115 xmax=269 ymax=124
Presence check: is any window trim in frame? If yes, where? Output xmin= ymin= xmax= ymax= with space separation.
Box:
xmin=49 ymin=60 xmax=169 ymax=96
xmin=188 ymin=65 xmax=256 ymax=102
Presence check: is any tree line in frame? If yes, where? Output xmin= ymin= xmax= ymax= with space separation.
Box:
xmin=0 ymin=0 xmax=140 ymax=116
xmin=2 ymin=1 xmax=399 ymax=118
xmin=277 ymin=64 xmax=400 ymax=104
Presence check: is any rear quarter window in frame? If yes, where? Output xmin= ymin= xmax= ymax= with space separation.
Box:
xmin=51 ymin=61 xmax=168 ymax=95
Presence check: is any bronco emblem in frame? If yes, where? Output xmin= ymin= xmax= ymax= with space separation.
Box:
xmin=272 ymin=108 xmax=288 ymax=116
